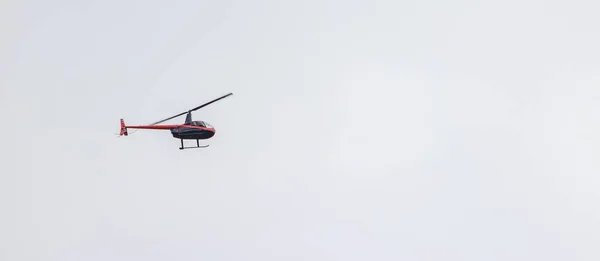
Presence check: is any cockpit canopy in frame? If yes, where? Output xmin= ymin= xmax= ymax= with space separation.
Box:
xmin=188 ymin=121 xmax=213 ymax=128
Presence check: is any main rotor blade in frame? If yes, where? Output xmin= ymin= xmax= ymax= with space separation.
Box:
xmin=189 ymin=92 xmax=233 ymax=112
xmin=149 ymin=92 xmax=233 ymax=125
xmin=149 ymin=111 xmax=188 ymax=125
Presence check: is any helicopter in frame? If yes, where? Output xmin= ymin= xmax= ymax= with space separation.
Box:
xmin=119 ymin=92 xmax=233 ymax=150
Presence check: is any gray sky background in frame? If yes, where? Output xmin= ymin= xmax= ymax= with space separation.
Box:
xmin=2 ymin=0 xmax=600 ymax=260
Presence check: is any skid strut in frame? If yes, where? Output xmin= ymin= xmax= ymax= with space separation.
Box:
xmin=179 ymin=139 xmax=209 ymax=150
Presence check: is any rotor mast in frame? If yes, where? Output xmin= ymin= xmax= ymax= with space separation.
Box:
xmin=185 ymin=111 xmax=193 ymax=124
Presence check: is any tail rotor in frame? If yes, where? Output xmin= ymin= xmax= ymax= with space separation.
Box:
xmin=119 ymin=119 xmax=128 ymax=136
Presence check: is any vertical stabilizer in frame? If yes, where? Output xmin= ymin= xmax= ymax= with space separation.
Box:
xmin=120 ymin=119 xmax=128 ymax=136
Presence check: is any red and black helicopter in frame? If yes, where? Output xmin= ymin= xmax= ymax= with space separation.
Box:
xmin=119 ymin=92 xmax=233 ymax=150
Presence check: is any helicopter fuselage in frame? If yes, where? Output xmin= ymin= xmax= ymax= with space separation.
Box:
xmin=170 ymin=125 xmax=215 ymax=140
xmin=120 ymin=120 xmax=215 ymax=140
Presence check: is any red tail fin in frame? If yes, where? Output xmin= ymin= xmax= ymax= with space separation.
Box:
xmin=120 ymin=119 xmax=128 ymax=136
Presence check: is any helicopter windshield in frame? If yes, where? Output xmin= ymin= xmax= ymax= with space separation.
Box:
xmin=188 ymin=121 xmax=212 ymax=128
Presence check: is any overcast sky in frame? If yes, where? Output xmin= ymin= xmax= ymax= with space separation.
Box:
xmin=2 ymin=0 xmax=600 ymax=260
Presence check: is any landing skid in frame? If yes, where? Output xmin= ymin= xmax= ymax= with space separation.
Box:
xmin=179 ymin=139 xmax=209 ymax=150
xmin=179 ymin=145 xmax=209 ymax=150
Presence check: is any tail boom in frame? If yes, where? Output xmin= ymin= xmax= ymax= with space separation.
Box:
xmin=119 ymin=119 xmax=182 ymax=136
